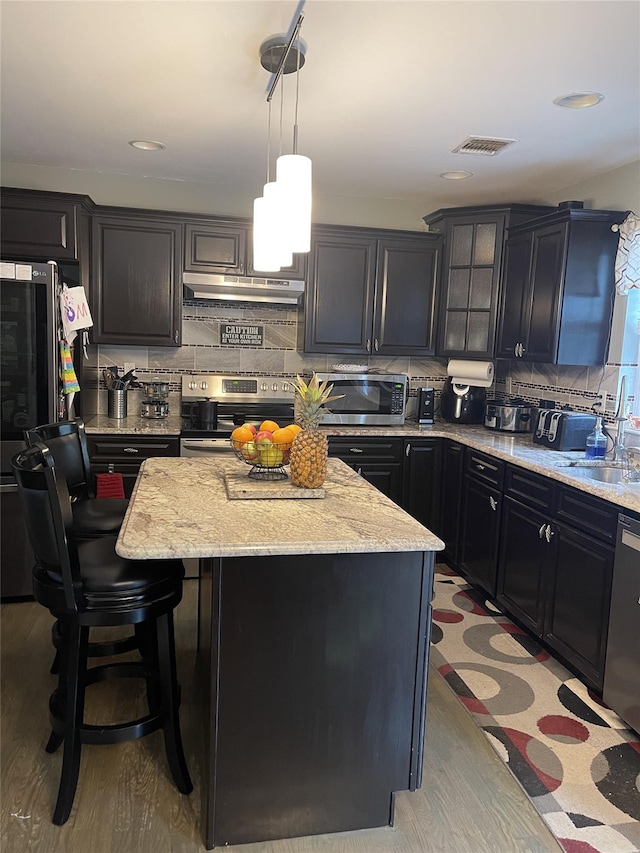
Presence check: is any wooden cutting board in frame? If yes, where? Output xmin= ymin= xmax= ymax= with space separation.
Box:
xmin=224 ymin=470 xmax=326 ymax=500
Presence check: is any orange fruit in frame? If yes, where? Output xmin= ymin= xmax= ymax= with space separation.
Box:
xmin=287 ymin=424 xmax=303 ymax=437
xmin=272 ymin=426 xmax=295 ymax=447
xmin=231 ymin=424 xmax=255 ymax=448
xmin=259 ymin=419 xmax=280 ymax=433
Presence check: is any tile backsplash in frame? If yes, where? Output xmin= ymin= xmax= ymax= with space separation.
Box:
xmin=82 ymin=299 xmax=637 ymax=435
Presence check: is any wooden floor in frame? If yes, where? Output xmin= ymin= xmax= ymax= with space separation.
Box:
xmin=1 ymin=577 xmax=561 ymax=853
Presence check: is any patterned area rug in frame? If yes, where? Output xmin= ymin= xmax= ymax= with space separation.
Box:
xmin=431 ymin=566 xmax=640 ymax=853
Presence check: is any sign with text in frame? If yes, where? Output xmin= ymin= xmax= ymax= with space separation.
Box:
xmin=220 ymin=324 xmax=264 ymax=347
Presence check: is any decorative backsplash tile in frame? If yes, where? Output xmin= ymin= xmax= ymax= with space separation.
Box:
xmin=84 ymin=299 xmax=637 ymax=428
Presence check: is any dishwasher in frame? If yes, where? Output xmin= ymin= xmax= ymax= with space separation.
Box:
xmin=603 ymin=514 xmax=640 ymax=734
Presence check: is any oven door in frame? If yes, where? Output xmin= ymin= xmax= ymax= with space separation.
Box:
xmin=180 ymin=437 xmax=233 ymax=457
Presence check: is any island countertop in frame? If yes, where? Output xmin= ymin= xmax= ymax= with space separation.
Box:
xmin=116 ymin=456 xmax=445 ymax=560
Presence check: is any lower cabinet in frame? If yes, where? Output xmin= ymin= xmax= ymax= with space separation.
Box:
xmin=459 ymin=449 xmax=504 ymax=599
xmin=327 ymin=437 xmax=403 ymax=504
xmin=497 ymin=464 xmax=616 ymax=692
xmin=86 ymin=434 xmax=180 ymax=498
xmin=402 ymin=438 xmax=442 ymax=534
xmin=438 ymin=439 xmax=464 ymax=567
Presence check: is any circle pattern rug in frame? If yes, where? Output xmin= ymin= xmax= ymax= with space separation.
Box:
xmin=431 ymin=566 xmax=640 ymax=853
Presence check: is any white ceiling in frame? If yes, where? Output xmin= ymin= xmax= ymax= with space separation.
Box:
xmin=1 ymin=0 xmax=639 ymax=210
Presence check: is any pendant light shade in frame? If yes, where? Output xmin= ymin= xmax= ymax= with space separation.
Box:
xmin=253 ymin=13 xmax=312 ymax=265
xmin=276 ymin=154 xmax=312 ymax=254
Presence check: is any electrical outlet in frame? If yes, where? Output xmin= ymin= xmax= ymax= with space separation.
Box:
xmin=594 ymin=391 xmax=607 ymax=410
xmin=123 ymin=362 xmax=135 ymax=375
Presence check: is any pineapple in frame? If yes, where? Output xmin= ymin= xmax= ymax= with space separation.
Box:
xmin=289 ymin=374 xmax=343 ymax=488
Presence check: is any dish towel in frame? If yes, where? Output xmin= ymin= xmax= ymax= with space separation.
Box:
xmin=95 ymin=472 xmax=126 ymax=499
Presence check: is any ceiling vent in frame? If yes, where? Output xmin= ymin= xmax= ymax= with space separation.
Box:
xmin=451 ymin=136 xmax=517 ymax=156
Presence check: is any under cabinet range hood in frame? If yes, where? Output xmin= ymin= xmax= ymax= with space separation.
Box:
xmin=183 ymin=272 xmax=304 ymax=305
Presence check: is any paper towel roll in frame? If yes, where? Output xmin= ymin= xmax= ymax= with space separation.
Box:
xmin=447 ymin=359 xmax=495 ymax=388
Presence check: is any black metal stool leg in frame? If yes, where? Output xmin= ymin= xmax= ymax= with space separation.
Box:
xmin=52 ymin=623 xmax=89 ymax=826
xmin=155 ymin=612 xmax=192 ymax=794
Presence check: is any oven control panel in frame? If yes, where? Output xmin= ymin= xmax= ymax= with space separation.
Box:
xmin=182 ymin=374 xmax=294 ymax=401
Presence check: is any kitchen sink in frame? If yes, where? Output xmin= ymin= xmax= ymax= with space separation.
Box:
xmin=570 ymin=466 xmax=638 ymax=485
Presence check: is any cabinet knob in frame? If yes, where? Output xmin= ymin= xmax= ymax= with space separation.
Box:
xmin=545 ymin=524 xmax=554 ymax=543
xmin=476 ymin=463 xmax=486 ymax=471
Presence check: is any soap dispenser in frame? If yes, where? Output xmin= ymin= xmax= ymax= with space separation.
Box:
xmin=585 ymin=417 xmax=607 ymax=458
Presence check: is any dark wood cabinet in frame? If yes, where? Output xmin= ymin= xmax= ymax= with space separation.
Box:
xmin=459 ymin=449 xmax=504 ymax=598
xmin=438 ymin=439 xmax=464 ymax=568
xmin=401 ymin=438 xmax=442 ymax=534
xmin=303 ymin=226 xmax=440 ymax=356
xmin=328 ymin=437 xmax=403 ymax=504
xmin=86 ymin=434 xmax=179 ymax=498
xmin=423 ymin=204 xmax=552 ymax=359
xmin=91 ymin=215 xmax=183 ymax=346
xmin=497 ymin=464 xmax=616 ymax=692
xmin=183 ymin=219 xmax=306 ymax=279
xmin=0 ymin=187 xmax=93 ymax=261
xmin=496 ymin=207 xmax=627 ymax=365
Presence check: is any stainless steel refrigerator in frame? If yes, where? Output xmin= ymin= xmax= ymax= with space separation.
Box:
xmin=1 ymin=260 xmax=60 ymax=597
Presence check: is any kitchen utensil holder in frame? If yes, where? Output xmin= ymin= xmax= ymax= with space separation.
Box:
xmin=107 ymin=389 xmax=127 ymax=419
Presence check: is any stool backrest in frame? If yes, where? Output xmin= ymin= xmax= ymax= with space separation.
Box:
xmin=25 ymin=419 xmax=94 ymax=499
xmin=12 ymin=443 xmax=83 ymax=613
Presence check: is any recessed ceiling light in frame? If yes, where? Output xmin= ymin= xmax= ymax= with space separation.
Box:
xmin=440 ymin=171 xmax=473 ymax=180
xmin=129 ymin=140 xmax=166 ymax=151
xmin=553 ymin=92 xmax=604 ymax=109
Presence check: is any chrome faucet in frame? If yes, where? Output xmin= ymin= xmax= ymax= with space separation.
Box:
xmin=610 ymin=375 xmax=628 ymax=462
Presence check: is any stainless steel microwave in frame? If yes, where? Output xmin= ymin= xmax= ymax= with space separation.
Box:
xmin=315 ymin=372 xmax=408 ymax=425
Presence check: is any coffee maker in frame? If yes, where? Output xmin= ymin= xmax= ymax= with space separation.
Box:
xmin=440 ymin=378 xmax=486 ymax=424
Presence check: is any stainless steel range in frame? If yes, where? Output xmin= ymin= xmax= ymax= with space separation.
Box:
xmin=180 ymin=374 xmax=295 ymax=457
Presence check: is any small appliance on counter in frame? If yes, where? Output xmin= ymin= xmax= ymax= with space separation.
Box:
xmin=484 ymin=399 xmax=537 ymax=433
xmin=141 ymin=381 xmax=170 ymax=419
xmin=532 ymin=409 xmax=598 ymax=450
xmin=440 ymin=378 xmax=486 ymax=424
xmin=416 ymin=387 xmax=435 ymax=424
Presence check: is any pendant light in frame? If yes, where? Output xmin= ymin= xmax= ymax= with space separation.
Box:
xmin=253 ymin=13 xmax=312 ymax=271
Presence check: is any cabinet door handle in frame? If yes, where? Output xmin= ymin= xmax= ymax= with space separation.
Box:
xmin=538 ymin=523 xmax=546 ymax=539
xmin=374 ymin=338 xmax=379 ymax=352
xmin=406 ymin=444 xmax=411 ymax=456
xmin=514 ymin=344 xmax=519 ymax=357
xmin=545 ymin=524 xmax=554 ymax=543
xmin=520 ymin=344 xmax=526 ymax=357
xmin=174 ymin=330 xmax=179 ymax=343
xmin=366 ymin=339 xmax=371 ymax=352
xmin=349 ymin=447 xmax=364 ymax=453
xmin=475 ymin=463 xmax=486 ymax=471
xmin=356 ymin=467 xmax=362 ymax=476
xmin=123 ymin=447 xmax=139 ymax=454
xmin=489 ymin=496 xmax=498 ymax=511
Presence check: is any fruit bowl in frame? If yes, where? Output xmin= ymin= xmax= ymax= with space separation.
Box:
xmin=230 ymin=439 xmax=291 ymax=481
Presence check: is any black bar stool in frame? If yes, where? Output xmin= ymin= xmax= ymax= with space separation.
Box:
xmin=12 ymin=443 xmax=192 ymax=825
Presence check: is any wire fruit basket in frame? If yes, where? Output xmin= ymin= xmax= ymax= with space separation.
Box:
xmin=230 ymin=439 xmax=291 ymax=481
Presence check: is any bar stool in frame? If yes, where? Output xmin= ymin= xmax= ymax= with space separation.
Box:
xmin=12 ymin=443 xmax=192 ymax=825
xmin=26 ymin=419 xmax=133 ymax=671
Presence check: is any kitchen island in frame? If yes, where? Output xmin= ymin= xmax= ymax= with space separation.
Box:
xmin=117 ymin=456 xmax=444 ymax=849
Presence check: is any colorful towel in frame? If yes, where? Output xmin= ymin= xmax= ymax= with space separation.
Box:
xmin=59 ymin=341 xmax=80 ymax=393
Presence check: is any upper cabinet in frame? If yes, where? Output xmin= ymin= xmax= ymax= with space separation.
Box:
xmin=496 ymin=207 xmax=627 ymax=365
xmin=0 ymin=187 xmax=93 ymax=262
xmin=423 ymin=204 xmax=553 ymax=360
xmin=91 ymin=213 xmax=183 ymax=347
xmin=303 ymin=225 xmax=441 ymax=356
xmin=184 ymin=218 xmax=306 ymax=280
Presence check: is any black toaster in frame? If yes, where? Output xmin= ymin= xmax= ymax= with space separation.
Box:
xmin=532 ymin=409 xmax=598 ymax=451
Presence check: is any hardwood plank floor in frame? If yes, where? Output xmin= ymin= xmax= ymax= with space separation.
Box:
xmin=1 ymin=577 xmax=560 ymax=853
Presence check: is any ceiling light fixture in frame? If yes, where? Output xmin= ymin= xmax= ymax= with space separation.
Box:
xmin=128 ymin=140 xmax=166 ymax=151
xmin=253 ymin=13 xmax=312 ymax=273
xmin=440 ymin=171 xmax=473 ymax=180
xmin=553 ymin=92 xmax=604 ymax=109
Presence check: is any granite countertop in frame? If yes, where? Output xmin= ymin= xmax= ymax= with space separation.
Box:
xmin=324 ymin=422 xmax=640 ymax=514
xmin=116 ymin=456 xmax=445 ymax=560
xmin=84 ymin=413 xmax=183 ymax=435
